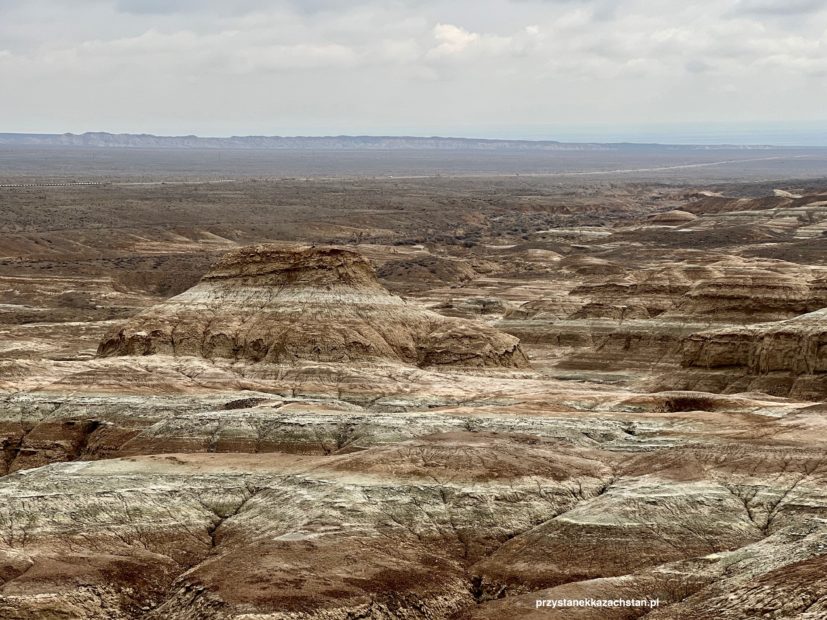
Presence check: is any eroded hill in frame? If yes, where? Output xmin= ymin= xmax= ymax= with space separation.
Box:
xmin=1 ymin=176 xmax=826 ymax=619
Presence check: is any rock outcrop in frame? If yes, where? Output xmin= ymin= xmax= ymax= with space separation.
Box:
xmin=679 ymin=308 xmax=827 ymax=397
xmin=97 ymin=245 xmax=528 ymax=369
xmin=7 ymin=179 xmax=827 ymax=620
xmin=649 ymin=210 xmax=698 ymax=225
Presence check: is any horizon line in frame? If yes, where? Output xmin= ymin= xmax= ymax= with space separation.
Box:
xmin=2 ymin=130 xmax=821 ymax=149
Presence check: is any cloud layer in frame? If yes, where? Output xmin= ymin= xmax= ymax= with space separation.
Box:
xmin=1 ymin=0 xmax=826 ymax=139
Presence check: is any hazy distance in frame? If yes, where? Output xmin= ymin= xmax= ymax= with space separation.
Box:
xmin=1 ymin=0 xmax=827 ymax=145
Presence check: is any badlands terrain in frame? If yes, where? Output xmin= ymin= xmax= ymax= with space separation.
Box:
xmin=1 ymin=153 xmax=827 ymax=619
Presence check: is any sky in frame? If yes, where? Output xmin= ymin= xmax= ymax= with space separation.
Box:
xmin=1 ymin=0 xmax=827 ymax=144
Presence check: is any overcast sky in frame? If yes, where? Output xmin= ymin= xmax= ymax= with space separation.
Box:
xmin=1 ymin=0 xmax=827 ymax=143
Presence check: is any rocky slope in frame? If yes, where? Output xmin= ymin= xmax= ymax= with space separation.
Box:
xmin=98 ymin=245 xmax=528 ymax=369
xmin=3 ymin=181 xmax=827 ymax=619
xmin=2 ymin=396 xmax=825 ymax=619
xmin=676 ymin=308 xmax=827 ymax=398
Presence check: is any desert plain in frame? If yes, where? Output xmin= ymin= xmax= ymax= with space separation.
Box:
xmin=1 ymin=146 xmax=827 ymax=619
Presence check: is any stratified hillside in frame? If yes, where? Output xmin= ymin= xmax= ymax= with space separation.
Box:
xmin=1 ymin=178 xmax=826 ymax=619
xmin=99 ymin=244 xmax=527 ymax=369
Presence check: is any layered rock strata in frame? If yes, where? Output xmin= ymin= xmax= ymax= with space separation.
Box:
xmin=678 ymin=308 xmax=827 ymax=398
xmin=98 ymin=245 xmax=528 ymax=369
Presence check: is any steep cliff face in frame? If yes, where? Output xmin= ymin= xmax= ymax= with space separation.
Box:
xmin=683 ymin=308 xmax=827 ymax=373
xmin=98 ymin=245 xmax=528 ymax=369
xmin=679 ymin=308 xmax=827 ymax=397
xmin=498 ymin=258 xmax=827 ymax=378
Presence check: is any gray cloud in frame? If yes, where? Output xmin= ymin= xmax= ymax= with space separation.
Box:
xmin=114 ymin=0 xmax=303 ymax=15
xmin=732 ymin=0 xmax=826 ymax=16
xmin=685 ymin=59 xmax=712 ymax=74
xmin=0 ymin=0 xmax=825 ymax=138
xmin=115 ymin=0 xmax=183 ymax=14
xmin=113 ymin=0 xmax=422 ymax=16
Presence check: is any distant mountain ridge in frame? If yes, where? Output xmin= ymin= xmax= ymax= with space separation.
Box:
xmin=0 ymin=132 xmax=776 ymax=151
